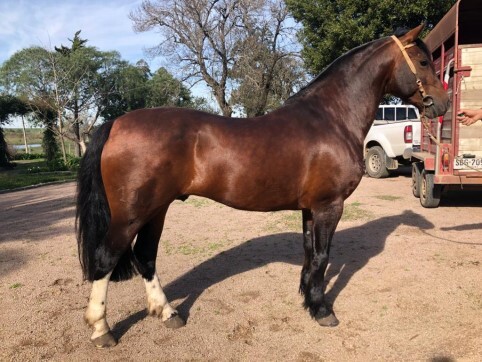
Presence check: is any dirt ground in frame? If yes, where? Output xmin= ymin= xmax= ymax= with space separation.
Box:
xmin=1 ymin=170 xmax=481 ymax=361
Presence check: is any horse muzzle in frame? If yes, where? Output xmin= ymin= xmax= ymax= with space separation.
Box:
xmin=423 ymin=96 xmax=450 ymax=119
xmin=422 ymin=95 xmax=434 ymax=107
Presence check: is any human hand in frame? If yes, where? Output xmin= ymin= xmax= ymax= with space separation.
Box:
xmin=457 ymin=109 xmax=482 ymax=126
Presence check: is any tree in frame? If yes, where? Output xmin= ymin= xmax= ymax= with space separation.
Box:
xmin=99 ymin=60 xmax=150 ymax=121
xmin=0 ymin=95 xmax=29 ymax=168
xmin=147 ymin=67 xmax=194 ymax=108
xmin=1 ymin=33 xmax=211 ymax=161
xmin=1 ymin=45 xmax=75 ymax=161
xmin=0 ymin=41 xmax=144 ymax=158
xmin=54 ymin=30 xmax=89 ymax=157
xmin=129 ymin=0 xmax=302 ymax=117
xmin=230 ymin=1 xmax=306 ymax=116
xmin=285 ymin=0 xmax=457 ymax=75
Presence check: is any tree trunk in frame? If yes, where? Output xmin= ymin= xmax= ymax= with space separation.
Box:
xmin=21 ymin=115 xmax=29 ymax=154
xmin=57 ymin=110 xmax=67 ymax=163
xmin=74 ymin=101 xmax=82 ymax=157
xmin=214 ymin=88 xmax=233 ymax=117
xmin=79 ymin=139 xmax=87 ymax=154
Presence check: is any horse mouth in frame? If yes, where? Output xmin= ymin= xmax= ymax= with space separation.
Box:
xmin=422 ymin=100 xmax=449 ymax=119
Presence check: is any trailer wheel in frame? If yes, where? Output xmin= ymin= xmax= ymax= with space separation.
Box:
xmin=365 ymin=146 xmax=390 ymax=178
xmin=420 ymin=170 xmax=441 ymax=208
xmin=412 ymin=162 xmax=422 ymax=198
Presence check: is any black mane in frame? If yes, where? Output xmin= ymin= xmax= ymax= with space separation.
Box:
xmin=286 ymin=29 xmax=431 ymax=105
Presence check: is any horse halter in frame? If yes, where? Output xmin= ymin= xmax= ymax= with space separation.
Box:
xmin=391 ymin=35 xmax=434 ymax=108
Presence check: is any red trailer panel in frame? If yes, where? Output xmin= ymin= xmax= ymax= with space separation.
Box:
xmin=412 ymin=0 xmax=482 ymax=207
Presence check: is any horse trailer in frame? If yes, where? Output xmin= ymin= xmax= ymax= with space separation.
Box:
xmin=412 ymin=0 xmax=482 ymax=207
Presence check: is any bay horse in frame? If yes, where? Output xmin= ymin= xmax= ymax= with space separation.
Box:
xmin=76 ymin=24 xmax=449 ymax=348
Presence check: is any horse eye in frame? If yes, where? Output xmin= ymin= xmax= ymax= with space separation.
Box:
xmin=420 ymin=60 xmax=429 ymax=67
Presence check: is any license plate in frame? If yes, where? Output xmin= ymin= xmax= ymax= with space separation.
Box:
xmin=454 ymin=157 xmax=482 ymax=170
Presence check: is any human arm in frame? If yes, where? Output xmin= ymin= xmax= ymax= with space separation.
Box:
xmin=457 ymin=108 xmax=482 ymax=126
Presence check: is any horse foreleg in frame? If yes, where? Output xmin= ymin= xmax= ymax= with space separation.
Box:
xmin=84 ymin=271 xmax=117 ymax=348
xmin=304 ymin=200 xmax=343 ymax=327
xmin=300 ymin=209 xmax=313 ymax=295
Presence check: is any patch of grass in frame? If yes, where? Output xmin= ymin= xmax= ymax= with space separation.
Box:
xmin=373 ymin=195 xmax=402 ymax=201
xmin=0 ymin=159 xmax=76 ymax=191
xmin=184 ymin=197 xmax=212 ymax=208
xmin=207 ymin=242 xmax=224 ymax=252
xmin=341 ymin=202 xmax=374 ymax=221
xmin=265 ymin=211 xmax=301 ymax=232
xmin=4 ymin=128 xmax=79 ymax=158
xmin=9 ymin=283 xmax=23 ymax=289
xmin=277 ymin=211 xmax=301 ymax=231
xmin=162 ymin=239 xmax=228 ymax=257
xmin=4 ymin=128 xmax=44 ymax=145
xmin=177 ymin=243 xmax=203 ymax=255
xmin=380 ymin=305 xmax=389 ymax=317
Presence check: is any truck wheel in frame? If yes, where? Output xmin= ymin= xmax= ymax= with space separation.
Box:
xmin=365 ymin=146 xmax=390 ymax=178
xmin=420 ymin=170 xmax=441 ymax=208
xmin=412 ymin=162 xmax=422 ymax=198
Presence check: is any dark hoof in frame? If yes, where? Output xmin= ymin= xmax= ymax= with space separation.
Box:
xmin=91 ymin=331 xmax=117 ymax=348
xmin=163 ymin=314 xmax=186 ymax=329
xmin=316 ymin=313 xmax=339 ymax=327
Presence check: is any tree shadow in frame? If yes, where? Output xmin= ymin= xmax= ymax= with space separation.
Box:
xmin=0 ymin=184 xmax=76 ymax=243
xmin=0 ymin=247 xmax=28 ymax=276
xmin=112 ymin=209 xmax=434 ymax=339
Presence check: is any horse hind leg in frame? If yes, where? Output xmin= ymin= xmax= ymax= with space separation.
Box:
xmin=84 ymin=222 xmax=137 ymax=348
xmin=134 ymin=208 xmax=185 ymax=329
xmin=84 ymin=271 xmax=117 ymax=348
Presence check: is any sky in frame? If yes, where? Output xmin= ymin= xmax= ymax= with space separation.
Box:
xmin=0 ymin=0 xmax=161 ymax=67
xmin=0 ymin=0 xmax=215 ymax=127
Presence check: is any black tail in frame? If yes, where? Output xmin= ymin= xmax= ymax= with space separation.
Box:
xmin=76 ymin=120 xmax=137 ymax=282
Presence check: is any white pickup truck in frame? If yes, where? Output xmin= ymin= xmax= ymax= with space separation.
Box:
xmin=364 ymin=105 xmax=421 ymax=178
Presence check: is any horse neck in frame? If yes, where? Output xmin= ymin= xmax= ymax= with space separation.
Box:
xmin=295 ymin=38 xmax=395 ymax=143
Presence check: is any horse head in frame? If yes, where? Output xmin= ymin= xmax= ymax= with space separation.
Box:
xmin=387 ymin=24 xmax=450 ymax=119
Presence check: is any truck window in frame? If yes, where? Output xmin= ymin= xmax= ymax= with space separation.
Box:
xmin=407 ymin=108 xmax=418 ymax=119
xmin=384 ymin=107 xmax=395 ymax=121
xmin=396 ymin=107 xmax=406 ymax=121
xmin=375 ymin=108 xmax=383 ymax=120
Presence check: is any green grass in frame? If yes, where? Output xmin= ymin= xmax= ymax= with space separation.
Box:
xmin=341 ymin=202 xmax=374 ymax=221
xmin=4 ymin=128 xmax=44 ymax=145
xmin=4 ymin=128 xmax=78 ymax=157
xmin=264 ymin=211 xmax=301 ymax=233
xmin=184 ymin=197 xmax=212 ymax=208
xmin=162 ymin=239 xmax=227 ymax=257
xmin=373 ymin=195 xmax=402 ymax=201
xmin=0 ymin=159 xmax=76 ymax=191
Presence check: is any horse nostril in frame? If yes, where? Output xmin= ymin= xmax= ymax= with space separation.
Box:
xmin=423 ymin=96 xmax=434 ymax=107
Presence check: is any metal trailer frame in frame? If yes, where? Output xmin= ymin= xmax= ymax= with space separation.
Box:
xmin=411 ymin=0 xmax=482 ymax=207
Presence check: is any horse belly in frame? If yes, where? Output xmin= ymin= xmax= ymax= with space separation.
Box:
xmin=187 ymin=157 xmax=302 ymax=212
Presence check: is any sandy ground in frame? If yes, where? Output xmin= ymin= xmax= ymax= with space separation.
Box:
xmin=0 ymin=171 xmax=481 ymax=361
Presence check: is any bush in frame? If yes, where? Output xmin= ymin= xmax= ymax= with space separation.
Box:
xmin=44 ymin=156 xmax=80 ymax=172
xmin=64 ymin=156 xmax=81 ymax=171
xmin=46 ymin=158 xmax=67 ymax=172
xmin=12 ymin=153 xmax=45 ymax=160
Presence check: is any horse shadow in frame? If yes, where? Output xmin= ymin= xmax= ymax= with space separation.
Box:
xmin=112 ymin=209 xmax=433 ymax=339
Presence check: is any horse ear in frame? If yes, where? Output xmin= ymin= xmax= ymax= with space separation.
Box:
xmin=399 ymin=23 xmax=425 ymax=45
